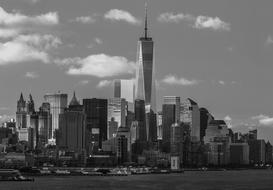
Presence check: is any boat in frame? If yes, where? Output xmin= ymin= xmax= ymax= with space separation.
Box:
xmin=0 ymin=169 xmax=34 ymax=181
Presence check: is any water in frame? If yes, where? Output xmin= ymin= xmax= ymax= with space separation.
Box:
xmin=1 ymin=170 xmax=273 ymax=190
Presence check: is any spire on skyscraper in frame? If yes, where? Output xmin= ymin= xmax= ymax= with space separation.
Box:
xmin=144 ymin=1 xmax=148 ymax=39
xmin=69 ymin=91 xmax=80 ymax=106
xmin=19 ymin=92 xmax=24 ymax=102
xmin=29 ymin=94 xmax=33 ymax=102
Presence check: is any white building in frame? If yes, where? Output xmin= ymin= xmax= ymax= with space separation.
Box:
xmin=114 ymin=79 xmax=135 ymax=112
xmin=44 ymin=92 xmax=67 ymax=142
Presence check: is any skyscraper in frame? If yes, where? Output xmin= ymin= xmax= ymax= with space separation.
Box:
xmin=163 ymin=96 xmax=181 ymax=123
xmin=44 ymin=92 xmax=68 ymax=142
xmin=58 ymin=93 xmax=85 ymax=154
xmin=180 ymin=98 xmax=200 ymax=142
xmin=38 ymin=102 xmax=52 ymax=146
xmin=16 ymin=93 xmax=27 ymax=130
xmin=199 ymin=108 xmax=214 ymax=141
xmin=162 ymin=104 xmax=176 ymax=153
xmin=16 ymin=93 xmax=27 ymax=141
xmin=108 ymin=98 xmax=127 ymax=129
xmin=83 ymin=98 xmax=107 ymax=155
xmin=135 ymin=4 xmax=157 ymax=142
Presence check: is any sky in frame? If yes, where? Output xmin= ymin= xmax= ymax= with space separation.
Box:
xmin=0 ymin=0 xmax=273 ymax=142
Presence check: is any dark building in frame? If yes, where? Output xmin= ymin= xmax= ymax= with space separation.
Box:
xmin=27 ymin=114 xmax=38 ymax=149
xmin=26 ymin=94 xmax=35 ymax=114
xmin=0 ymin=127 xmax=12 ymax=144
xmin=108 ymin=118 xmax=118 ymax=139
xmin=38 ymin=103 xmax=52 ymax=146
xmin=116 ymin=135 xmax=128 ymax=164
xmin=265 ymin=141 xmax=272 ymax=164
xmin=248 ymin=129 xmax=257 ymax=140
xmin=58 ymin=92 xmax=85 ymax=154
xmin=170 ymin=122 xmax=184 ymax=166
xmin=162 ymin=104 xmax=176 ymax=153
xmin=83 ymin=98 xmax=107 ymax=155
xmin=199 ymin=108 xmax=214 ymax=141
xmin=248 ymin=139 xmax=266 ymax=164
xmin=230 ymin=143 xmax=249 ymax=165
xmin=134 ymin=99 xmax=147 ymax=141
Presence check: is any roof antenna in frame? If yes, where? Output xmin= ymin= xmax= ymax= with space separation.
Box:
xmin=144 ymin=1 xmax=148 ymax=39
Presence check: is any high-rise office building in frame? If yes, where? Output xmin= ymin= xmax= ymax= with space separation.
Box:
xmin=163 ymin=96 xmax=180 ymax=123
xmin=199 ymin=108 xmax=214 ymax=142
xmin=38 ymin=102 xmax=52 ymax=146
xmin=180 ymin=98 xmax=200 ymax=142
xmin=135 ymin=5 xmax=157 ymax=142
xmin=108 ymin=98 xmax=127 ymax=129
xmin=134 ymin=99 xmax=147 ymax=142
xmin=116 ymin=135 xmax=128 ymax=164
xmin=16 ymin=93 xmax=28 ymax=141
xmin=204 ymin=120 xmax=230 ymax=166
xmin=26 ymin=94 xmax=35 ymax=114
xmin=248 ymin=139 xmax=266 ymax=164
xmin=58 ymin=93 xmax=85 ymax=154
xmin=170 ymin=122 xmax=184 ymax=168
xmin=114 ymin=79 xmax=135 ymax=112
xmin=83 ymin=98 xmax=107 ymax=155
xmin=162 ymin=104 xmax=176 ymax=153
xmin=44 ymin=92 xmax=67 ymax=142
xmin=16 ymin=93 xmax=27 ymax=130
xmin=157 ymin=111 xmax=163 ymax=140
xmin=108 ymin=118 xmax=118 ymax=139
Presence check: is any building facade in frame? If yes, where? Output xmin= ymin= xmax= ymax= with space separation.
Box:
xmin=83 ymin=98 xmax=107 ymax=155
xmin=114 ymin=79 xmax=135 ymax=112
xmin=58 ymin=93 xmax=85 ymax=154
xmin=180 ymin=98 xmax=200 ymax=142
xmin=44 ymin=92 xmax=67 ymax=142
xmin=108 ymin=98 xmax=127 ymax=129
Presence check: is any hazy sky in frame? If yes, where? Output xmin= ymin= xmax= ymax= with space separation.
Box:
xmin=1 ymin=0 xmax=273 ymax=142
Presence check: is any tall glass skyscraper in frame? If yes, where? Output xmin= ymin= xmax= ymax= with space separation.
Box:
xmin=44 ymin=92 xmax=67 ymax=143
xmin=135 ymin=5 xmax=157 ymax=142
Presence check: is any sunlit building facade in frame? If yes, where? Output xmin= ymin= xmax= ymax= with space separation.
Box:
xmin=44 ymin=92 xmax=67 ymax=141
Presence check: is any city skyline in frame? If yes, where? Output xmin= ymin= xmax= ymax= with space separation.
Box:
xmin=0 ymin=0 xmax=273 ymax=143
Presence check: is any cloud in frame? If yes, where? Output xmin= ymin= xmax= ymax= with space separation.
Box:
xmin=94 ymin=38 xmax=102 ymax=45
xmin=0 ymin=7 xmax=58 ymax=26
xmin=96 ymin=80 xmax=113 ymax=88
xmin=218 ymin=80 xmax=225 ymax=85
xmin=25 ymin=71 xmax=39 ymax=78
xmin=158 ymin=12 xmax=230 ymax=31
xmin=78 ymin=80 xmax=89 ymax=85
xmin=23 ymin=0 xmax=40 ymax=4
xmin=266 ymin=35 xmax=273 ymax=45
xmin=0 ymin=34 xmax=61 ymax=65
xmin=158 ymin=12 xmax=194 ymax=23
xmin=87 ymin=38 xmax=103 ymax=49
xmin=104 ymin=9 xmax=141 ymax=25
xmin=0 ymin=28 xmax=20 ymax=39
xmin=162 ymin=74 xmax=200 ymax=86
xmin=56 ymin=54 xmax=135 ymax=78
xmin=252 ymin=114 xmax=273 ymax=126
xmin=195 ymin=16 xmax=230 ymax=31
xmin=70 ymin=16 xmax=96 ymax=24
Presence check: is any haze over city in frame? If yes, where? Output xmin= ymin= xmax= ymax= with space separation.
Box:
xmin=0 ymin=0 xmax=273 ymax=142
